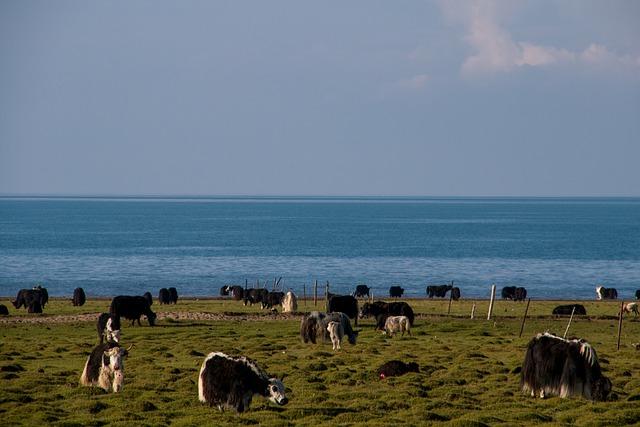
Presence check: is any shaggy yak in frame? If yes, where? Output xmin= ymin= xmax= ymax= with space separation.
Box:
xmin=198 ymin=352 xmax=288 ymax=412
xmin=377 ymin=360 xmax=420 ymax=379
xmin=521 ymin=332 xmax=611 ymax=401
xmin=359 ymin=301 xmax=415 ymax=329
xmin=80 ymin=342 xmax=131 ymax=393
xmin=300 ymin=312 xmax=358 ymax=345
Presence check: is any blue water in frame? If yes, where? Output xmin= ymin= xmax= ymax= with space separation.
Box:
xmin=1 ymin=197 xmax=639 ymax=299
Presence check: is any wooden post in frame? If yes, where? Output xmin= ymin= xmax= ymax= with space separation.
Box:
xmin=447 ymin=281 xmax=454 ymax=315
xmin=325 ymin=281 xmax=329 ymax=311
xmin=487 ymin=284 xmax=496 ymax=320
xmin=471 ymin=303 xmax=476 ymax=319
xmin=562 ymin=306 xmax=576 ymax=339
xmin=314 ymin=280 xmax=318 ymax=307
xmin=519 ymin=298 xmax=531 ymax=338
xmin=370 ymin=290 xmax=373 ymax=304
xmin=303 ymin=284 xmax=306 ymax=306
xmin=617 ymin=301 xmax=624 ymax=351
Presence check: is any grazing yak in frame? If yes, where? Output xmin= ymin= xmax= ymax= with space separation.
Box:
xmin=264 ymin=291 xmax=285 ymax=310
xmin=198 ymin=352 xmax=288 ymax=412
xmin=300 ymin=312 xmax=358 ymax=346
xmin=501 ymin=286 xmax=528 ymax=301
xmin=622 ymin=302 xmax=639 ymax=317
xmin=12 ymin=287 xmax=48 ymax=313
xmin=158 ymin=288 xmax=171 ymax=304
xmin=142 ymin=291 xmax=153 ymax=306
xmin=97 ymin=313 xmax=121 ymax=344
xmin=552 ymin=304 xmax=587 ymax=316
xmin=383 ymin=315 xmax=411 ymax=337
xmin=389 ymin=286 xmax=404 ymax=298
xmin=353 ymin=285 xmax=370 ymax=298
xmin=521 ymin=332 xmax=611 ymax=401
xmin=328 ymin=295 xmax=358 ymax=326
xmin=0 ymin=304 xmax=8 ymax=315
xmin=282 ymin=291 xmax=298 ymax=313
xmin=72 ymin=287 xmax=86 ymax=306
xmin=377 ymin=360 xmax=419 ymax=379
xmin=80 ymin=341 xmax=131 ymax=393
xmin=168 ymin=287 xmax=178 ymax=304
xmin=426 ymin=284 xmax=452 ymax=298
xmin=244 ymin=288 xmax=269 ymax=308
xmin=596 ymin=286 xmax=618 ymax=300
xmin=110 ymin=295 xmax=157 ymax=326
xmin=359 ymin=301 xmax=415 ymax=329
xmin=327 ymin=321 xmax=343 ymax=350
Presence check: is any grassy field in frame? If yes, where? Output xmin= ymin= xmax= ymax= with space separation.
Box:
xmin=1 ymin=298 xmax=639 ymax=426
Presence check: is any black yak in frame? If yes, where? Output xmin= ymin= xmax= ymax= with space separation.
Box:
xmin=328 ymin=295 xmax=358 ymax=326
xmin=596 ymin=286 xmax=617 ymax=300
xmin=110 ymin=296 xmax=156 ymax=326
xmin=359 ymin=301 xmax=415 ymax=328
xmin=552 ymin=304 xmax=587 ymax=316
xmin=158 ymin=288 xmax=171 ymax=304
xmin=72 ymin=287 xmax=86 ymax=306
xmin=377 ymin=360 xmax=419 ymax=379
xmin=198 ymin=352 xmax=288 ymax=412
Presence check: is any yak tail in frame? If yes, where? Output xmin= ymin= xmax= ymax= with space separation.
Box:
xmin=520 ymin=341 xmax=536 ymax=395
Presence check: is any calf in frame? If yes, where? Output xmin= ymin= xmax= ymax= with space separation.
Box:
xmin=426 ymin=284 xmax=452 ymax=298
xmin=158 ymin=288 xmax=171 ymax=304
xmin=142 ymin=291 xmax=153 ymax=306
xmin=198 ymin=352 xmax=288 ymax=412
xmin=282 ymin=291 xmax=298 ymax=313
xmin=0 ymin=304 xmax=8 ymax=315
xmin=97 ymin=313 xmax=121 ymax=344
xmin=359 ymin=301 xmax=415 ymax=328
xmin=552 ymin=304 xmax=587 ymax=316
xmin=328 ymin=295 xmax=359 ymax=326
xmin=168 ymin=287 xmax=178 ymax=304
xmin=389 ymin=286 xmax=404 ymax=298
xmin=596 ymin=286 xmax=618 ymax=300
xmin=353 ymin=285 xmax=370 ymax=298
xmin=110 ymin=295 xmax=157 ymax=326
xmin=327 ymin=321 xmax=344 ymax=350
xmin=377 ymin=360 xmax=419 ymax=379
xmin=521 ymin=332 xmax=611 ymax=401
xmin=80 ymin=342 xmax=131 ymax=393
xmin=383 ymin=315 xmax=411 ymax=337
xmin=72 ymin=287 xmax=86 ymax=306
xmin=300 ymin=312 xmax=358 ymax=345
xmin=623 ymin=302 xmax=639 ymax=317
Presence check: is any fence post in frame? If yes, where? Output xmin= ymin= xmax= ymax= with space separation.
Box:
xmin=303 ymin=284 xmax=306 ymax=306
xmin=519 ymin=298 xmax=531 ymax=338
xmin=314 ymin=280 xmax=318 ymax=307
xmin=471 ymin=303 xmax=476 ymax=319
xmin=447 ymin=281 xmax=454 ymax=315
xmin=617 ymin=301 xmax=625 ymax=351
xmin=487 ymin=284 xmax=496 ymax=320
xmin=325 ymin=281 xmax=329 ymax=311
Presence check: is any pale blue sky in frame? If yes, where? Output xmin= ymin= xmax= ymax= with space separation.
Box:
xmin=1 ymin=1 xmax=639 ymax=196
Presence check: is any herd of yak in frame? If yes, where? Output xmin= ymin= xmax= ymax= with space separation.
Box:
xmin=3 ymin=282 xmax=639 ymax=412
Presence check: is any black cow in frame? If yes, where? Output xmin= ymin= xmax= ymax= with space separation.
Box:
xmin=110 ymin=296 xmax=157 ymax=326
xmin=426 ymin=285 xmax=452 ymax=298
xmin=451 ymin=287 xmax=461 ymax=301
xmin=168 ymin=287 xmax=178 ymax=304
xmin=198 ymin=352 xmax=288 ymax=412
xmin=359 ymin=301 xmax=415 ymax=328
xmin=244 ymin=289 xmax=269 ymax=308
xmin=389 ymin=286 xmax=404 ymax=298
xmin=521 ymin=332 xmax=611 ymax=401
xmin=142 ymin=291 xmax=153 ymax=306
xmin=12 ymin=288 xmax=47 ymax=313
xmin=596 ymin=286 xmax=617 ymax=300
xmin=377 ymin=360 xmax=420 ymax=379
xmin=328 ymin=295 xmax=359 ymax=326
xmin=0 ymin=304 xmax=8 ymax=315
xmin=158 ymin=288 xmax=171 ymax=304
xmin=264 ymin=291 xmax=285 ymax=310
xmin=502 ymin=286 xmax=527 ymax=301
xmin=552 ymin=304 xmax=587 ymax=316
xmin=353 ymin=285 xmax=370 ymax=298
xmin=72 ymin=287 xmax=86 ymax=306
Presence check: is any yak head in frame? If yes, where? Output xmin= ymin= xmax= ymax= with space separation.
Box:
xmin=592 ymin=376 xmax=612 ymax=401
xmin=147 ymin=311 xmax=157 ymax=326
xmin=267 ymin=377 xmax=288 ymax=406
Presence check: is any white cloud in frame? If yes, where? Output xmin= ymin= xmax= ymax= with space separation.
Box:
xmin=446 ymin=1 xmax=640 ymax=76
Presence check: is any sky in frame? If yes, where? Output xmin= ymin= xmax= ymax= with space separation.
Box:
xmin=1 ymin=0 xmax=639 ymax=197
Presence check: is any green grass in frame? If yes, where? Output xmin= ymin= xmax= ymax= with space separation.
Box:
xmin=1 ymin=298 xmax=639 ymax=426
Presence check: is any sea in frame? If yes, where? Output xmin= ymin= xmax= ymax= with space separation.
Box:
xmin=1 ymin=196 xmax=639 ymax=299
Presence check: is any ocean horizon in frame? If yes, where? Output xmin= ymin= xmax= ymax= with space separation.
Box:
xmin=1 ymin=196 xmax=639 ymax=299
